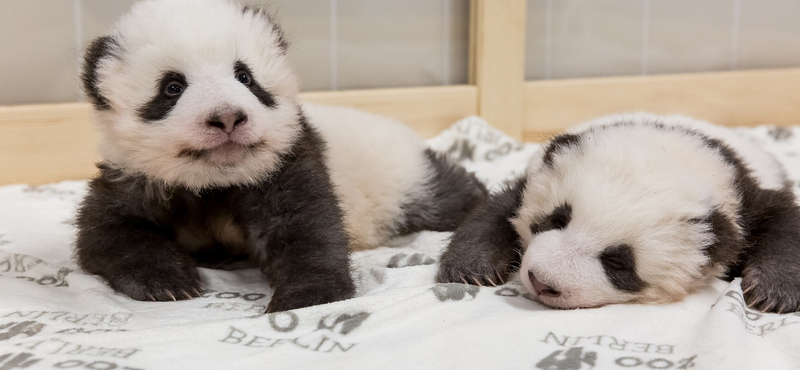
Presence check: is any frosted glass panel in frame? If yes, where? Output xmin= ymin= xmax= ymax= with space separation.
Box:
xmin=526 ymin=0 xmax=800 ymax=80
xmin=337 ymin=0 xmax=469 ymax=90
xmin=549 ymin=0 xmax=644 ymax=79
xmin=739 ymin=0 xmax=800 ymax=69
xmin=0 ymin=0 xmax=470 ymax=105
xmin=648 ymin=0 xmax=733 ymax=74
xmin=0 ymin=0 xmax=78 ymax=105
xmin=252 ymin=0 xmax=335 ymax=91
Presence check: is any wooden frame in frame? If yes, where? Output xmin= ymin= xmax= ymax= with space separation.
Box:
xmin=523 ymin=68 xmax=800 ymax=142
xmin=2 ymin=0 xmax=800 ymax=185
xmin=469 ymin=0 xmax=527 ymax=141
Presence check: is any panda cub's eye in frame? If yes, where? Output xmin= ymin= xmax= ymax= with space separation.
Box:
xmin=600 ymin=244 xmax=636 ymax=270
xmin=164 ymin=82 xmax=185 ymax=98
xmin=599 ymin=244 xmax=647 ymax=292
xmin=530 ymin=203 xmax=572 ymax=234
xmin=236 ymin=69 xmax=252 ymax=86
xmin=550 ymin=206 xmax=571 ymax=229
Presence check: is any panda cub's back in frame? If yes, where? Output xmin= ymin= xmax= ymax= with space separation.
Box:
xmin=302 ymin=103 xmax=431 ymax=250
xmin=568 ymin=113 xmax=786 ymax=190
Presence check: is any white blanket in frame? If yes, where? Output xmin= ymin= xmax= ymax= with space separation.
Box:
xmin=2 ymin=117 xmax=800 ymax=370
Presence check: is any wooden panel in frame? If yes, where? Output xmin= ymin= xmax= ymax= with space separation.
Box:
xmin=6 ymin=68 xmax=800 ymax=185
xmin=0 ymin=103 xmax=99 ymax=185
xmin=300 ymin=85 xmax=477 ymax=138
xmin=524 ymin=68 xmax=800 ymax=141
xmin=0 ymin=85 xmax=478 ymax=185
xmin=469 ymin=0 xmax=527 ymax=140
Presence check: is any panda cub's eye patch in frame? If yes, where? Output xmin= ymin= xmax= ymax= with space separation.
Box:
xmin=600 ymin=244 xmax=648 ymax=292
xmin=233 ymin=61 xmax=276 ymax=109
xmin=600 ymin=246 xmax=629 ymax=270
xmin=137 ymin=71 xmax=188 ymax=122
xmin=530 ymin=203 xmax=572 ymax=235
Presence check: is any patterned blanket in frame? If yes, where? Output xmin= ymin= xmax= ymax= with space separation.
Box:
xmin=1 ymin=117 xmax=799 ymax=370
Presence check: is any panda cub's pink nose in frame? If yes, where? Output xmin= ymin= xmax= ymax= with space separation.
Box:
xmin=207 ymin=110 xmax=247 ymax=134
xmin=529 ymin=270 xmax=561 ymax=298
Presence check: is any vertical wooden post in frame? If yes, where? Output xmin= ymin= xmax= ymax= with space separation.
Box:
xmin=469 ymin=0 xmax=527 ymax=140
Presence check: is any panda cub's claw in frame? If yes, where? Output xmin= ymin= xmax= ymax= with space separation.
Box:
xmin=436 ymin=251 xmax=510 ymax=288
xmin=741 ymin=266 xmax=800 ymax=314
xmin=108 ymin=263 xmax=203 ymax=303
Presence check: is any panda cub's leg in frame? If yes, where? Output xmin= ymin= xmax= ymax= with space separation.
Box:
xmin=740 ymin=186 xmax=800 ymax=313
xmin=436 ymin=178 xmax=526 ymax=286
xmin=397 ymin=150 xmax=488 ymax=234
xmin=76 ymin=177 xmax=202 ymax=302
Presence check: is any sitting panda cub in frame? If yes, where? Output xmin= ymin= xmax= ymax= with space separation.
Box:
xmin=75 ymin=0 xmax=486 ymax=313
xmin=438 ymin=113 xmax=800 ymax=314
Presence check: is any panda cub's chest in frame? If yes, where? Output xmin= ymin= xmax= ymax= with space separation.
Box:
xmin=169 ymin=193 xmax=250 ymax=255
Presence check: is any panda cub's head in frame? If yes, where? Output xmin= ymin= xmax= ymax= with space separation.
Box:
xmin=82 ymin=0 xmax=301 ymax=190
xmin=511 ymin=120 xmax=742 ymax=309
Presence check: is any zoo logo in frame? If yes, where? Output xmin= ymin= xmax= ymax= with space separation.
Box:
xmin=536 ymin=347 xmax=698 ymax=370
xmin=0 ymin=321 xmax=45 ymax=342
xmin=0 ymin=253 xmax=73 ymax=288
xmin=430 ymin=284 xmax=479 ymax=302
xmin=0 ymin=352 xmax=41 ymax=369
xmin=386 ymin=253 xmax=435 ymax=268
xmin=536 ymin=347 xmax=596 ymax=370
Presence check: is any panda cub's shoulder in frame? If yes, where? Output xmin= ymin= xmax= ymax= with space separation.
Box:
xmin=303 ymin=102 xmax=488 ymax=249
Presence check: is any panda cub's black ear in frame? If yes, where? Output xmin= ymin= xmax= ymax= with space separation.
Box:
xmin=241 ymin=5 xmax=289 ymax=54
xmin=81 ymin=36 xmax=118 ymax=110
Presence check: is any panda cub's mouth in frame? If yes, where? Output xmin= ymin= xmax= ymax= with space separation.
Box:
xmin=178 ymin=140 xmax=266 ymax=164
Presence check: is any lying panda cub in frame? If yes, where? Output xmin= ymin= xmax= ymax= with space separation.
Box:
xmin=75 ymin=0 xmax=487 ymax=313
xmin=438 ymin=113 xmax=800 ymax=313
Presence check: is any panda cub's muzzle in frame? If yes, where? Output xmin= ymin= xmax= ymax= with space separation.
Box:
xmin=178 ymin=107 xmax=265 ymax=163
xmin=528 ymin=270 xmax=562 ymax=298
xmin=206 ymin=109 xmax=247 ymax=134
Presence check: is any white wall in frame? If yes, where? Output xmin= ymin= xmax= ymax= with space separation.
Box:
xmin=525 ymin=0 xmax=800 ymax=80
xmin=2 ymin=0 xmax=799 ymax=105
xmin=0 ymin=0 xmax=470 ymax=105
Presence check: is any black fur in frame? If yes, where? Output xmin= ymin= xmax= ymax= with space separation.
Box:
xmin=543 ymin=133 xmax=582 ymax=167
xmin=397 ymin=149 xmax=488 ymax=235
xmin=531 ymin=204 xmax=572 ymax=234
xmin=437 ymin=178 xmax=526 ymax=286
xmin=81 ymin=36 xmax=117 ymax=110
xmin=600 ymin=244 xmax=648 ymax=292
xmin=702 ymin=209 xmax=746 ymax=270
xmin=234 ymin=61 xmax=276 ymax=109
xmin=560 ymin=122 xmax=800 ymax=312
xmin=75 ymin=115 xmax=356 ymax=312
xmin=696 ymin=136 xmax=800 ymax=312
xmin=736 ymin=188 xmax=800 ymax=313
xmin=439 ymin=121 xmax=800 ymax=313
xmin=137 ymin=72 xmax=188 ymax=122
xmin=241 ymin=5 xmax=289 ymax=54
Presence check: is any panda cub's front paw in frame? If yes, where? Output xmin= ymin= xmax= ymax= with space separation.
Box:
xmin=266 ymin=281 xmax=356 ymax=313
xmin=106 ymin=259 xmax=203 ymax=302
xmin=742 ymin=265 xmax=800 ymax=314
xmin=437 ymin=248 xmax=510 ymax=287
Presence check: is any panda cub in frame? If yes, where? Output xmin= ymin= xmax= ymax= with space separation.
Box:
xmin=76 ymin=0 xmax=486 ymax=313
xmin=438 ymin=113 xmax=800 ymax=314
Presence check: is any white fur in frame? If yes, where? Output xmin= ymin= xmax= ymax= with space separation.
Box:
xmin=93 ymin=0 xmax=301 ymax=190
xmin=90 ymin=0 xmax=436 ymax=250
xmin=302 ymin=103 xmax=431 ymax=250
xmin=512 ymin=113 xmax=783 ymax=309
